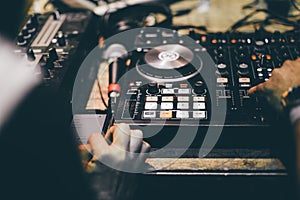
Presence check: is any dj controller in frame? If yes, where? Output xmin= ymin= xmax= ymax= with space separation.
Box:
xmin=111 ymin=28 xmax=300 ymax=147
xmin=13 ymin=11 xmax=97 ymax=93
xmin=14 ymin=9 xmax=300 ymax=148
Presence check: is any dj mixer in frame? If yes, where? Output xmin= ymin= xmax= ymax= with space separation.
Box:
xmin=111 ymin=28 xmax=299 ymax=147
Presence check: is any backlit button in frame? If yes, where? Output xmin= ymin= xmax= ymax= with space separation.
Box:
xmin=180 ymin=84 xmax=188 ymax=88
xmin=178 ymin=88 xmax=190 ymax=94
xmin=217 ymin=77 xmax=228 ymax=84
xmin=161 ymin=89 xmax=175 ymax=94
xmin=165 ymin=83 xmax=173 ymax=88
xmin=136 ymin=81 xmax=142 ymax=86
xmin=193 ymin=96 xmax=205 ymax=102
xmin=143 ymin=111 xmax=156 ymax=118
xmin=177 ymin=102 xmax=189 ymax=109
xmin=267 ymin=68 xmax=272 ymax=72
xmin=258 ymin=73 xmax=263 ymax=77
xmin=177 ymin=96 xmax=189 ymax=101
xmin=176 ymin=111 xmax=189 ymax=118
xmin=257 ymin=68 xmax=263 ymax=72
xmin=251 ymin=55 xmax=257 ymax=60
xmin=161 ymin=102 xmax=173 ymax=109
xmin=160 ymin=111 xmax=173 ymax=118
xmin=239 ymin=77 xmax=251 ymax=83
xmin=193 ymin=111 xmax=206 ymax=119
xmin=127 ymin=88 xmax=138 ymax=94
xmin=193 ymin=102 xmax=206 ymax=109
xmin=162 ymin=96 xmax=174 ymax=101
xmin=146 ymin=96 xmax=158 ymax=101
xmin=145 ymin=102 xmax=157 ymax=109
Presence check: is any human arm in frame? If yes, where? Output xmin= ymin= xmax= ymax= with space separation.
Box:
xmin=248 ymin=58 xmax=300 ymax=196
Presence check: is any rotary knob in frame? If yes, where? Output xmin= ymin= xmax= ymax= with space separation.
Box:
xmin=237 ymin=63 xmax=249 ymax=76
xmin=27 ymin=49 xmax=36 ymax=61
xmin=216 ymin=63 xmax=229 ymax=76
xmin=17 ymin=35 xmax=26 ymax=46
xmin=21 ymin=29 xmax=31 ymax=39
xmin=194 ymin=80 xmax=206 ymax=94
xmin=48 ymin=48 xmax=59 ymax=61
xmin=188 ymin=29 xmax=196 ymax=39
xmin=147 ymin=82 xmax=159 ymax=94
xmin=57 ymin=31 xmax=66 ymax=47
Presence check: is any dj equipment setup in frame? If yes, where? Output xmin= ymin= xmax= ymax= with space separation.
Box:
xmin=10 ymin=2 xmax=300 ymax=199
xmin=14 ymin=2 xmax=300 ymax=149
xmin=108 ymin=27 xmax=300 ymax=147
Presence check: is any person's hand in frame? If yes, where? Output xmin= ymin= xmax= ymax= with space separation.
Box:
xmin=248 ymin=58 xmax=300 ymax=111
xmin=80 ymin=123 xmax=151 ymax=172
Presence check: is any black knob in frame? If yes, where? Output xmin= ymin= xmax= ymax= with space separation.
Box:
xmin=48 ymin=48 xmax=59 ymax=61
xmin=194 ymin=80 xmax=206 ymax=94
xmin=216 ymin=63 xmax=228 ymax=76
xmin=26 ymin=21 xmax=36 ymax=33
xmin=52 ymin=11 xmax=60 ymax=20
xmin=17 ymin=35 xmax=26 ymax=46
xmin=21 ymin=29 xmax=31 ymax=39
xmin=214 ymin=46 xmax=224 ymax=55
xmin=188 ymin=29 xmax=196 ymax=38
xmin=237 ymin=63 xmax=249 ymax=76
xmin=30 ymin=14 xmax=39 ymax=26
xmin=57 ymin=31 xmax=66 ymax=46
xmin=148 ymin=82 xmax=159 ymax=94
xmin=27 ymin=49 xmax=36 ymax=61
xmin=22 ymin=29 xmax=28 ymax=36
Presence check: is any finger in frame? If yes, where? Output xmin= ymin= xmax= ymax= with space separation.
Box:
xmin=88 ymin=133 xmax=110 ymax=159
xmin=78 ymin=144 xmax=93 ymax=162
xmin=78 ymin=144 xmax=91 ymax=152
xmin=140 ymin=141 xmax=151 ymax=153
xmin=129 ymin=129 xmax=143 ymax=153
xmin=248 ymin=85 xmax=257 ymax=95
xmin=104 ymin=125 xmax=116 ymax=142
xmin=112 ymin=123 xmax=131 ymax=151
xmin=136 ymin=141 xmax=151 ymax=166
xmin=248 ymin=84 xmax=264 ymax=96
xmin=295 ymin=57 xmax=300 ymax=63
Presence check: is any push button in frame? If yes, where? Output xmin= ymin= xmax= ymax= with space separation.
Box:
xmin=146 ymin=96 xmax=158 ymax=102
xmin=162 ymin=96 xmax=174 ymax=101
xmin=145 ymin=102 xmax=157 ymax=109
xmin=193 ymin=111 xmax=206 ymax=119
xmin=193 ymin=102 xmax=206 ymax=109
xmin=217 ymin=77 xmax=228 ymax=84
xmin=239 ymin=77 xmax=251 ymax=83
xmin=176 ymin=111 xmax=189 ymax=118
xmin=177 ymin=96 xmax=189 ymax=101
xmin=178 ymin=88 xmax=190 ymax=94
xmin=143 ymin=111 xmax=156 ymax=118
xmin=161 ymin=88 xmax=175 ymax=94
xmin=160 ymin=111 xmax=173 ymax=118
xmin=193 ymin=96 xmax=205 ymax=102
xmin=161 ymin=102 xmax=173 ymax=109
xmin=177 ymin=102 xmax=189 ymax=109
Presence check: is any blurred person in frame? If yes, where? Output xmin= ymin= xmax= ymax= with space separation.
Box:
xmin=0 ymin=1 xmax=150 ymax=200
